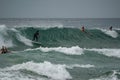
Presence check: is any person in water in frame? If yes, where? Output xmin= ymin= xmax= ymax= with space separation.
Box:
xmin=81 ymin=26 xmax=85 ymax=32
xmin=33 ymin=30 xmax=39 ymax=41
xmin=109 ymin=26 xmax=112 ymax=31
xmin=0 ymin=46 xmax=8 ymax=54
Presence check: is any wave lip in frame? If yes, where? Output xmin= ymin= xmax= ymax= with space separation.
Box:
xmin=1 ymin=25 xmax=120 ymax=49
xmin=13 ymin=23 xmax=64 ymax=29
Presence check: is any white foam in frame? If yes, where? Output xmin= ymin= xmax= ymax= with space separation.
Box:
xmin=0 ymin=71 xmax=48 ymax=80
xmin=114 ymin=28 xmax=120 ymax=30
xmin=25 ymin=46 xmax=120 ymax=58
xmin=16 ymin=33 xmax=33 ymax=46
xmin=66 ymin=64 xmax=95 ymax=69
xmin=13 ymin=23 xmax=64 ymax=29
xmin=87 ymin=48 xmax=120 ymax=58
xmin=0 ymin=25 xmax=14 ymax=47
xmin=0 ymin=61 xmax=95 ymax=80
xmin=100 ymin=29 xmax=118 ymax=38
xmin=1 ymin=61 xmax=72 ymax=80
xmin=37 ymin=23 xmax=64 ymax=29
xmin=0 ymin=25 xmax=8 ymax=35
xmin=0 ymin=37 xmax=13 ymax=48
xmin=25 ymin=46 xmax=84 ymax=55
xmin=10 ymin=28 xmax=19 ymax=32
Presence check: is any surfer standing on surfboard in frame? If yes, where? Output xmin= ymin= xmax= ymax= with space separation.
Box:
xmin=33 ymin=30 xmax=39 ymax=42
xmin=109 ymin=26 xmax=112 ymax=31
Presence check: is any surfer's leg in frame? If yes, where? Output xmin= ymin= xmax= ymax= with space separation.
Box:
xmin=36 ymin=37 xmax=38 ymax=41
xmin=33 ymin=36 xmax=35 ymax=41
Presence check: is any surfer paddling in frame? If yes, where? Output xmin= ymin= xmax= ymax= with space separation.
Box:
xmin=33 ymin=30 xmax=39 ymax=42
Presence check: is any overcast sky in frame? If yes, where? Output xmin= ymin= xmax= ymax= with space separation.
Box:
xmin=0 ymin=0 xmax=120 ymax=18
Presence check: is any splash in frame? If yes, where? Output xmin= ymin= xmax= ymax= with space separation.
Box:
xmin=0 ymin=25 xmax=14 ymax=47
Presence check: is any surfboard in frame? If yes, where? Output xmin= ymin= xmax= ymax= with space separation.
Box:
xmin=24 ymin=40 xmax=42 ymax=46
xmin=31 ymin=41 xmax=41 ymax=45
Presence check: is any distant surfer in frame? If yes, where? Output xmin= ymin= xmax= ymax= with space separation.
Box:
xmin=33 ymin=30 xmax=39 ymax=41
xmin=81 ymin=26 xmax=85 ymax=32
xmin=109 ymin=26 xmax=112 ymax=31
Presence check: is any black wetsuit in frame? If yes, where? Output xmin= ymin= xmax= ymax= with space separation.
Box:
xmin=109 ymin=26 xmax=112 ymax=31
xmin=33 ymin=31 xmax=39 ymax=41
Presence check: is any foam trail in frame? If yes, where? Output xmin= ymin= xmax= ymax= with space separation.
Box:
xmin=10 ymin=28 xmax=33 ymax=46
xmin=25 ymin=46 xmax=84 ymax=55
xmin=100 ymin=29 xmax=118 ymax=38
xmin=11 ymin=28 xmax=33 ymax=46
xmin=16 ymin=33 xmax=33 ymax=46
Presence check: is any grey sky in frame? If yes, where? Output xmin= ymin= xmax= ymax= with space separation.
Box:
xmin=0 ymin=0 xmax=120 ymax=18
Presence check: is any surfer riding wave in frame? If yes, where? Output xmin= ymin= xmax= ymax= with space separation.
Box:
xmin=32 ymin=30 xmax=39 ymax=42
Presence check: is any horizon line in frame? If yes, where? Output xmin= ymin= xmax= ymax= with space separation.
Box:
xmin=0 ymin=18 xmax=120 ymax=19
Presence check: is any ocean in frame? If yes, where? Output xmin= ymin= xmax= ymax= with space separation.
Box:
xmin=0 ymin=18 xmax=120 ymax=80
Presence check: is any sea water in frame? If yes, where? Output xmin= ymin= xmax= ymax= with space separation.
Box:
xmin=0 ymin=18 xmax=120 ymax=80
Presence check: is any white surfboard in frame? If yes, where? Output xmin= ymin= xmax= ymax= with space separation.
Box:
xmin=31 ymin=41 xmax=41 ymax=45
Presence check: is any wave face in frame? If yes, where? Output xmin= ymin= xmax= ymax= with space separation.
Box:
xmin=0 ymin=25 xmax=120 ymax=50
xmin=0 ymin=18 xmax=120 ymax=80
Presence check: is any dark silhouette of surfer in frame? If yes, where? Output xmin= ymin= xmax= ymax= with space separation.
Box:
xmin=109 ymin=26 xmax=112 ymax=31
xmin=81 ymin=26 xmax=85 ymax=32
xmin=0 ymin=46 xmax=9 ymax=54
xmin=33 ymin=30 xmax=39 ymax=41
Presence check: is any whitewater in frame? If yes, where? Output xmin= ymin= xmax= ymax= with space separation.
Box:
xmin=0 ymin=18 xmax=120 ymax=80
